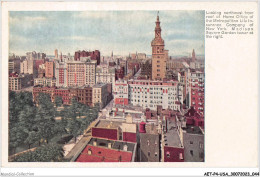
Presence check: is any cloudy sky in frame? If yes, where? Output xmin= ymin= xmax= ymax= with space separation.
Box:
xmin=9 ymin=11 xmax=205 ymax=57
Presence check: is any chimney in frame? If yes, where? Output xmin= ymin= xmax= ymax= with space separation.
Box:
xmin=123 ymin=144 xmax=128 ymax=151
xmin=139 ymin=122 xmax=146 ymax=133
xmin=108 ymin=143 xmax=112 ymax=149
xmin=93 ymin=140 xmax=97 ymax=146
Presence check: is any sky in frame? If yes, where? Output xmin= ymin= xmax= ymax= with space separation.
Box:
xmin=9 ymin=11 xmax=205 ymax=57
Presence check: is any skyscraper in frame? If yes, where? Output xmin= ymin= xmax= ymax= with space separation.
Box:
xmin=151 ymin=12 xmax=168 ymax=80
xmin=55 ymin=49 xmax=58 ymax=59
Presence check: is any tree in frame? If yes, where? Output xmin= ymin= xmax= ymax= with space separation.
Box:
xmin=13 ymin=144 xmax=64 ymax=162
xmin=9 ymin=125 xmax=28 ymax=154
xmin=65 ymin=98 xmax=84 ymax=142
xmin=34 ymin=93 xmax=56 ymax=144
xmin=54 ymin=96 xmax=63 ymax=108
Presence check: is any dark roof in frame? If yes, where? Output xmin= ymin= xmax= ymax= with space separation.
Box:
xmin=184 ymin=126 xmax=203 ymax=135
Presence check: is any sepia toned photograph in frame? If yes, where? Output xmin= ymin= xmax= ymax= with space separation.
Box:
xmin=8 ymin=10 xmax=205 ymax=163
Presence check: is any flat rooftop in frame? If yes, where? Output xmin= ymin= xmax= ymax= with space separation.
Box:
xmin=184 ymin=126 xmax=203 ymax=135
xmin=95 ymin=120 xmax=122 ymax=129
xmin=89 ymin=138 xmax=135 ymax=152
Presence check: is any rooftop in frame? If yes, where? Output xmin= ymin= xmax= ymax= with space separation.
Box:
xmin=93 ymin=83 xmax=107 ymax=88
xmin=183 ymin=126 xmax=203 ymax=135
xmin=164 ymin=128 xmax=183 ymax=148
xmin=96 ymin=120 xmax=122 ymax=129
xmin=75 ymin=138 xmax=136 ymax=162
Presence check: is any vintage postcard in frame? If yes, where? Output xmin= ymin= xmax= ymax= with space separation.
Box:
xmin=1 ymin=1 xmax=259 ymax=176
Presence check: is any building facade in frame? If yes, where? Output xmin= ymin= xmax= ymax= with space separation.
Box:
xmin=96 ymin=65 xmax=115 ymax=87
xmin=113 ymin=80 xmax=129 ymax=105
xmin=92 ymin=83 xmax=109 ymax=108
xmin=190 ymin=70 xmax=205 ymax=115
xmin=128 ymin=80 xmax=183 ymax=111
xmin=55 ymin=60 xmax=67 ymax=87
xmin=45 ymin=61 xmax=55 ymax=78
xmin=74 ymin=50 xmax=100 ymax=65
xmin=34 ymin=77 xmax=56 ymax=87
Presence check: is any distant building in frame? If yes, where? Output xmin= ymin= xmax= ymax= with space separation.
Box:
xmin=9 ymin=72 xmax=21 ymax=91
xmin=115 ymin=66 xmax=125 ymax=80
xmin=33 ymin=86 xmax=56 ymax=103
xmin=72 ymin=86 xmax=93 ymax=107
xmin=96 ymin=65 xmax=115 ymax=87
xmin=84 ymin=58 xmax=97 ymax=86
xmin=67 ymin=61 xmax=85 ymax=87
xmin=38 ymin=64 xmax=45 ymax=78
xmin=34 ymin=77 xmax=56 ymax=87
xmin=8 ymin=57 xmax=20 ymax=74
xmin=192 ymin=49 xmax=196 ymax=62
xmin=55 ymin=60 xmax=67 ymax=87
xmin=140 ymin=59 xmax=152 ymax=79
xmin=54 ymin=88 xmax=76 ymax=105
xmin=74 ymin=50 xmax=100 ymax=65
xmin=127 ymin=59 xmax=140 ymax=75
xmin=137 ymin=53 xmax=146 ymax=60
xmin=55 ymin=49 xmax=58 ymax=59
xmin=45 ymin=61 xmax=55 ymax=78
xmin=92 ymin=83 xmax=110 ymax=108
xmin=9 ymin=72 xmax=33 ymax=91
xmin=26 ymin=51 xmax=46 ymax=60
xmin=66 ymin=59 xmax=96 ymax=87
xmin=113 ymin=80 xmax=129 ymax=105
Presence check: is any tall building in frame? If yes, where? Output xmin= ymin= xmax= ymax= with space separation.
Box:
xmin=45 ymin=61 xmax=55 ymax=78
xmin=55 ymin=49 xmax=58 ymax=59
xmin=192 ymin=49 xmax=196 ymax=62
xmin=67 ymin=61 xmax=86 ymax=87
xmin=85 ymin=58 xmax=97 ymax=86
xmin=55 ymin=61 xmax=67 ymax=87
xmin=190 ymin=70 xmax=204 ymax=116
xmin=151 ymin=13 xmax=168 ymax=80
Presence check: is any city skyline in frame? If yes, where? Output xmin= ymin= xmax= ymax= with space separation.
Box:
xmin=9 ymin=11 xmax=205 ymax=56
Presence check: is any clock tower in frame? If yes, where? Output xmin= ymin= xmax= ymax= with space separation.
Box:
xmin=151 ymin=12 xmax=167 ymax=80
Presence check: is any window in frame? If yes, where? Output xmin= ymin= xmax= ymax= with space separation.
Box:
xmin=199 ymin=142 xmax=203 ymax=149
xmin=157 ymin=60 xmax=160 ymax=63
xmin=148 ymin=151 xmax=150 ymax=156
xmin=157 ymin=65 xmax=160 ymax=67
xmin=147 ymin=140 xmax=150 ymax=146
xmin=190 ymin=150 xmax=193 ymax=156
xmin=166 ymin=152 xmax=170 ymax=158
xmin=190 ymin=141 xmax=193 ymax=144
xmin=155 ymin=152 xmax=158 ymax=157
